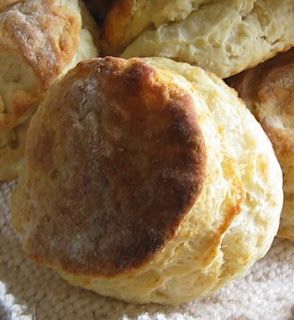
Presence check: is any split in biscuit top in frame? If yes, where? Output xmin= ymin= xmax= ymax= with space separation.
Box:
xmin=19 ymin=57 xmax=206 ymax=276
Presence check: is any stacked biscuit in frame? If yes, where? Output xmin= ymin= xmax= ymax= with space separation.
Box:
xmin=2 ymin=0 xmax=294 ymax=306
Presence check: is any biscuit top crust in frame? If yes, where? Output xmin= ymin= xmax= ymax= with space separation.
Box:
xmin=22 ymin=57 xmax=206 ymax=276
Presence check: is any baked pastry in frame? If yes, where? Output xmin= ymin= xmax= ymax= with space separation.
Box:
xmin=84 ymin=0 xmax=117 ymax=25
xmin=102 ymin=0 xmax=294 ymax=78
xmin=0 ymin=0 xmax=99 ymax=181
xmin=11 ymin=57 xmax=283 ymax=305
xmin=102 ymin=0 xmax=212 ymax=55
xmin=227 ymin=48 xmax=294 ymax=241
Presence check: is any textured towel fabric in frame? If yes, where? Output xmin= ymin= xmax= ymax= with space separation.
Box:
xmin=0 ymin=182 xmax=294 ymax=320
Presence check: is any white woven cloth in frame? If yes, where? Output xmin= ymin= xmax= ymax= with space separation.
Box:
xmin=1 ymin=182 xmax=294 ymax=320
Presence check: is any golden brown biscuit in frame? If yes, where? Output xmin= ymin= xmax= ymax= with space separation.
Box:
xmin=0 ymin=0 xmax=99 ymax=181
xmin=227 ymin=48 xmax=294 ymax=241
xmin=102 ymin=0 xmax=212 ymax=55
xmin=102 ymin=0 xmax=294 ymax=78
xmin=12 ymin=57 xmax=283 ymax=305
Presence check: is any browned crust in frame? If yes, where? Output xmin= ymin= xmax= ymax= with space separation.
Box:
xmin=0 ymin=0 xmax=83 ymax=180
xmin=22 ymin=57 xmax=207 ymax=276
xmin=0 ymin=0 xmax=80 ymax=88
xmin=101 ymin=0 xmax=134 ymax=55
xmin=0 ymin=0 xmax=81 ymax=129
xmin=0 ymin=0 xmax=20 ymax=12
xmin=227 ymin=48 xmax=294 ymax=162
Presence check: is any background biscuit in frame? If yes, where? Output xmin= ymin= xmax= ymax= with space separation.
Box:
xmin=102 ymin=0 xmax=294 ymax=78
xmin=227 ymin=48 xmax=294 ymax=241
xmin=0 ymin=0 xmax=99 ymax=180
xmin=102 ymin=0 xmax=212 ymax=55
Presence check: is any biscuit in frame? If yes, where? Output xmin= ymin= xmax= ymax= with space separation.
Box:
xmin=0 ymin=0 xmax=99 ymax=180
xmin=103 ymin=0 xmax=294 ymax=78
xmin=12 ymin=57 xmax=283 ymax=305
xmin=227 ymin=48 xmax=294 ymax=241
xmin=102 ymin=0 xmax=212 ymax=55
